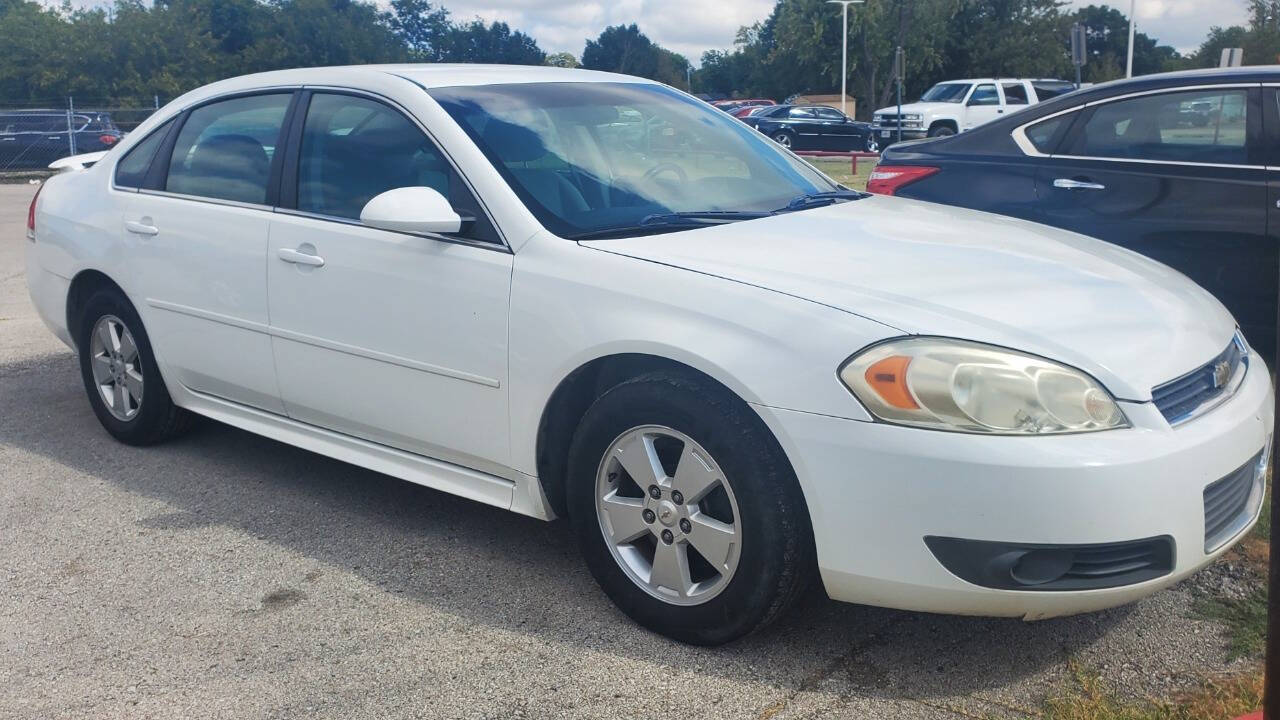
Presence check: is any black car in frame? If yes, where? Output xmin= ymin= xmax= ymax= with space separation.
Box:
xmin=873 ymin=66 xmax=1276 ymax=355
xmin=0 ymin=110 xmax=123 ymax=169
xmin=743 ymin=104 xmax=879 ymax=152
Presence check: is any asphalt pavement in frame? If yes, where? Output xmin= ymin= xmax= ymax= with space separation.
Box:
xmin=0 ymin=181 xmax=1245 ymax=719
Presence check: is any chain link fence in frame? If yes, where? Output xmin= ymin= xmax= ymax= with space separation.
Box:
xmin=0 ymin=97 xmax=165 ymax=171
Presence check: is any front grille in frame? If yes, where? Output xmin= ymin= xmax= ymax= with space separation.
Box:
xmin=875 ymin=114 xmax=902 ymax=127
xmin=1203 ymin=451 xmax=1263 ymax=552
xmin=1151 ymin=337 xmax=1245 ymax=425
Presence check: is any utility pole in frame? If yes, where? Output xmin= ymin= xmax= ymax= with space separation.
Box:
xmin=895 ymin=0 xmax=905 ymax=145
xmin=827 ymin=0 xmax=865 ymax=118
xmin=1125 ymin=0 xmax=1136 ymax=78
xmin=686 ymin=64 xmax=692 ymax=93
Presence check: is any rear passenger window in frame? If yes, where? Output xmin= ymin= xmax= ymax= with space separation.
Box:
xmin=1024 ymin=114 xmax=1071 ymax=154
xmin=165 ymin=93 xmax=291 ymax=205
xmin=1002 ymin=83 xmax=1029 ymax=105
xmin=295 ymin=93 xmax=499 ymax=242
xmin=114 ymin=119 xmax=173 ymax=188
xmin=1065 ymin=89 xmax=1249 ymax=165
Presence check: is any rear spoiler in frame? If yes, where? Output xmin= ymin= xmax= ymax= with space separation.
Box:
xmin=48 ymin=151 xmax=108 ymax=172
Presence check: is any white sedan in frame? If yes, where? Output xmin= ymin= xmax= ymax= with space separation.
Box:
xmin=25 ymin=65 xmax=1273 ymax=645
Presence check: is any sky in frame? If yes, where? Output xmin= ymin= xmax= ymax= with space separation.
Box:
xmin=439 ymin=0 xmax=1252 ymax=61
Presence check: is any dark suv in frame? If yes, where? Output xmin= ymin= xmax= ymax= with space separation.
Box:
xmin=871 ymin=67 xmax=1277 ymax=356
xmin=0 ymin=110 xmax=123 ymax=169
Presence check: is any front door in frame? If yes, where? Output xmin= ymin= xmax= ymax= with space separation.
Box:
xmin=964 ymin=83 xmax=1004 ymax=131
xmin=1035 ymin=85 xmax=1271 ymax=351
xmin=125 ymin=91 xmax=294 ymax=413
xmin=267 ymin=91 xmax=514 ymax=473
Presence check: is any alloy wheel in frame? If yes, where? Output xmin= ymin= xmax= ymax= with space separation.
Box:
xmin=89 ymin=314 xmax=143 ymax=421
xmin=773 ymin=133 xmax=792 ymax=148
xmin=594 ymin=425 xmax=742 ymax=606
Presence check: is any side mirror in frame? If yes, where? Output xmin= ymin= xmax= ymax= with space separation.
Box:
xmin=359 ymin=186 xmax=464 ymax=235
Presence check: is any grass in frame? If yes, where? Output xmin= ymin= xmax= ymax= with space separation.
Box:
xmin=805 ymin=156 xmax=874 ymax=192
xmin=1036 ymin=663 xmax=1262 ymax=720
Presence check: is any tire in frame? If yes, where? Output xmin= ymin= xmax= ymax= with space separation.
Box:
xmin=864 ymin=136 xmax=879 ymax=153
xmin=927 ymin=124 xmax=956 ymax=138
xmin=772 ymin=131 xmax=794 ymax=149
xmin=566 ymin=370 xmax=814 ymax=645
xmin=76 ymin=287 xmax=194 ymax=445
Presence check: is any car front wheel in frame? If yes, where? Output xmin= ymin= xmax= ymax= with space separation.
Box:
xmin=927 ymin=124 xmax=956 ymax=138
xmin=772 ymin=131 xmax=794 ymax=149
xmin=567 ymin=370 xmax=814 ymax=645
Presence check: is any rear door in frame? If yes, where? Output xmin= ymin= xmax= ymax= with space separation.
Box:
xmin=1034 ymin=85 xmax=1271 ymax=350
xmin=124 ymin=91 xmax=294 ymax=413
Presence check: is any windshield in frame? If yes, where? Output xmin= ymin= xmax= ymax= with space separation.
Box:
xmin=919 ymin=83 xmax=971 ymax=103
xmin=429 ymin=82 xmax=838 ymax=239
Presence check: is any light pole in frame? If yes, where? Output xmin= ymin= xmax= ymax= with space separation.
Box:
xmin=827 ymin=0 xmax=865 ymax=117
xmin=1125 ymin=0 xmax=1136 ymax=78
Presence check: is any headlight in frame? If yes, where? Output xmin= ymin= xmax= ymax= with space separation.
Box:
xmin=839 ymin=338 xmax=1127 ymax=434
xmin=903 ymin=113 xmax=922 ymax=120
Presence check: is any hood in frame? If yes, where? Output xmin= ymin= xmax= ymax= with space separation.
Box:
xmin=582 ymin=196 xmax=1236 ymax=401
xmin=874 ymin=102 xmax=953 ymax=116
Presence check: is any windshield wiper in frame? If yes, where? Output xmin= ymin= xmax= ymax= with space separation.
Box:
xmin=567 ymin=210 xmax=773 ymax=240
xmin=778 ymin=190 xmax=866 ymax=212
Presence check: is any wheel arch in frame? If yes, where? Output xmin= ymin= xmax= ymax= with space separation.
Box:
xmin=534 ymin=352 xmax=802 ymax=520
xmin=65 ymin=269 xmax=129 ymax=349
xmin=928 ymin=118 xmax=959 ymax=134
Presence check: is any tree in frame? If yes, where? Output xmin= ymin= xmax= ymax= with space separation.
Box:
xmin=1070 ymin=4 xmax=1183 ymax=82
xmin=544 ymin=51 xmax=579 ymax=68
xmin=389 ymin=0 xmax=449 ymax=61
xmin=443 ymin=19 xmax=544 ymax=65
xmin=582 ymin=24 xmax=688 ymax=86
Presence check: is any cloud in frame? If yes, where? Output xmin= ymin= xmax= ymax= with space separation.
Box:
xmin=1061 ymin=0 xmax=1250 ymax=53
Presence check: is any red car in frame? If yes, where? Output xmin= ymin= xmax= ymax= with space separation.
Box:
xmin=730 ymin=101 xmax=777 ymax=118
xmin=711 ymin=99 xmax=777 ymax=117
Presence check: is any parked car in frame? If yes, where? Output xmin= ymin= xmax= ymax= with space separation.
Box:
xmin=871 ymin=66 xmax=1276 ymax=357
xmin=0 ymin=110 xmax=122 ymax=169
xmin=745 ymin=104 xmax=879 ymax=152
xmin=728 ymin=99 xmax=776 ymax=118
xmin=872 ymin=78 xmax=1076 ymax=143
xmin=27 ymin=65 xmax=1272 ymax=645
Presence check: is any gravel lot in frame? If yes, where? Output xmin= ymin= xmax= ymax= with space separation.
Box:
xmin=0 ymin=181 xmax=1249 ymax=719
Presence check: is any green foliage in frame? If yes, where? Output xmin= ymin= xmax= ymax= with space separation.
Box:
xmin=582 ymin=24 xmax=689 ymax=87
xmin=0 ymin=0 xmax=548 ymax=104
xmin=693 ymin=0 xmax=1200 ymax=119
xmin=544 ymin=51 xmax=580 ymax=68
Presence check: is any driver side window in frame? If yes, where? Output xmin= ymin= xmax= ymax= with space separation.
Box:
xmin=968 ymin=85 xmax=1000 ymax=107
xmin=295 ymin=93 xmax=498 ymax=242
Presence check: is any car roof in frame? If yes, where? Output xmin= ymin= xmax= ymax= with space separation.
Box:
xmin=163 ymin=64 xmax=655 ymax=111
xmin=933 ymin=78 xmax=1070 ymax=84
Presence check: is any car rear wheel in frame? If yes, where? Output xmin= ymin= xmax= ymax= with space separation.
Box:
xmin=927 ymin=124 xmax=956 ymax=138
xmin=772 ymin=131 xmax=794 ymax=149
xmin=566 ymin=370 xmax=814 ymax=645
xmin=76 ymin=288 xmax=194 ymax=445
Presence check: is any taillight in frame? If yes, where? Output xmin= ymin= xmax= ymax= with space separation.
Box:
xmin=866 ymin=165 xmax=940 ymax=196
xmin=26 ymin=182 xmax=43 ymax=242
xmin=99 ymin=134 xmax=118 ymax=145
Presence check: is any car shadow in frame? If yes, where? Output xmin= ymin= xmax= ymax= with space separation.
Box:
xmin=0 ymin=352 xmax=1133 ymax=700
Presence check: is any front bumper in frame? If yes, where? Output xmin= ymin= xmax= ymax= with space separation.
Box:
xmin=872 ymin=126 xmax=927 ymax=141
xmin=754 ymin=349 xmax=1274 ymax=619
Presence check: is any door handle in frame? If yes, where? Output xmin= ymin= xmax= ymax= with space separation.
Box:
xmin=277 ymin=247 xmax=325 ymax=267
xmin=124 ymin=220 xmax=159 ymax=236
xmin=1053 ymin=178 xmax=1106 ymax=191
